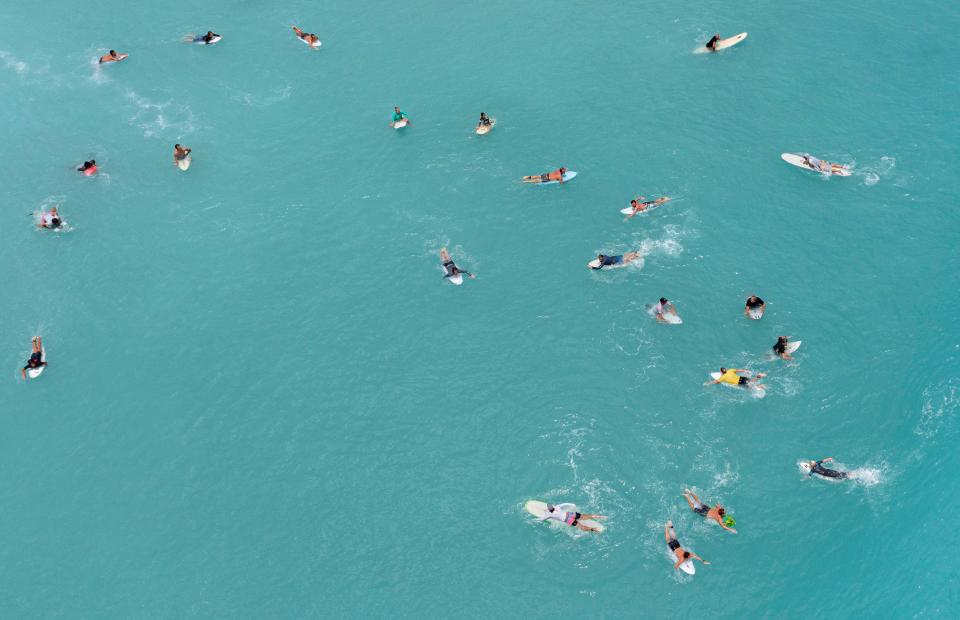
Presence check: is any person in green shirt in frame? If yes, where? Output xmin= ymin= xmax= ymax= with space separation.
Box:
xmin=392 ymin=107 xmax=411 ymax=127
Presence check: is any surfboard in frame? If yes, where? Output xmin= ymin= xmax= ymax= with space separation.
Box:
xmin=177 ymin=156 xmax=191 ymax=171
xmin=299 ymin=36 xmax=321 ymax=49
xmin=475 ymin=118 xmax=496 ymax=135
xmin=780 ymin=341 xmax=802 ymax=354
xmin=679 ymin=559 xmax=696 ymax=575
xmin=27 ymin=347 xmax=45 ymax=379
xmin=524 ymin=500 xmax=605 ymax=532
xmin=447 ymin=272 xmax=463 ymax=286
xmin=646 ymin=304 xmax=682 ymax=324
xmin=747 ymin=306 xmax=764 ymax=320
xmin=620 ymin=197 xmax=670 ymax=216
xmin=82 ymin=165 xmax=97 ymax=176
xmin=781 ymin=153 xmax=852 ymax=177
xmin=695 ymin=32 xmax=748 ymax=54
xmin=536 ymin=171 xmax=577 ymax=185
xmin=393 ymin=119 xmax=408 ymax=129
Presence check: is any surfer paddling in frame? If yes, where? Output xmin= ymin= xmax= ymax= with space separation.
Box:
xmin=744 ymin=295 xmax=765 ymax=318
xmin=801 ymin=457 xmax=849 ymax=480
xmin=801 ymin=154 xmax=846 ymax=175
xmin=440 ymin=248 xmax=475 ymax=281
xmin=682 ymin=489 xmax=737 ymax=533
xmin=625 ymin=196 xmax=670 ymax=218
xmin=589 ymin=251 xmax=642 ymax=270
xmin=98 ymin=50 xmax=128 ymax=64
xmin=665 ymin=521 xmax=709 ymax=570
xmin=538 ymin=503 xmax=606 ymax=532
xmin=523 ymin=167 xmax=567 ymax=184
xmin=706 ymin=367 xmax=766 ymax=390
xmin=38 ymin=206 xmax=62 ymax=230
xmin=292 ymin=26 xmax=320 ymax=48
xmin=21 ymin=337 xmax=46 ymax=379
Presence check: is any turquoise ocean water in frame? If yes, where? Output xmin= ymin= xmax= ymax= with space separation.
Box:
xmin=2 ymin=0 xmax=959 ymax=616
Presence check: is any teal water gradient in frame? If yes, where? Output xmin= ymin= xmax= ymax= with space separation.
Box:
xmin=2 ymin=0 xmax=958 ymax=616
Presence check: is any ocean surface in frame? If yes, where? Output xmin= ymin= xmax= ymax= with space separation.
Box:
xmin=2 ymin=0 xmax=958 ymax=617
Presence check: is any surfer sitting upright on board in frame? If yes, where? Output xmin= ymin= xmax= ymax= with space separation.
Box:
xmin=478 ymin=112 xmax=492 ymax=128
xmin=705 ymin=33 xmax=721 ymax=51
xmin=773 ymin=336 xmax=794 ymax=360
xmin=173 ymin=144 xmax=191 ymax=166
xmin=652 ymin=297 xmax=676 ymax=322
xmin=666 ymin=521 xmax=709 ymax=570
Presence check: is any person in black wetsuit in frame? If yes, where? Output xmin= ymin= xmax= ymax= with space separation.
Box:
xmin=77 ymin=160 xmax=96 ymax=173
xmin=705 ymin=33 xmax=721 ymax=51
xmin=773 ymin=336 xmax=794 ymax=360
xmin=478 ymin=112 xmax=492 ymax=127
xmin=803 ymin=457 xmax=849 ymax=480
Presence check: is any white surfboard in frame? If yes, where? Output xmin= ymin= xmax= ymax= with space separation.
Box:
xmin=194 ymin=35 xmax=222 ymax=45
xmin=695 ymin=32 xmax=748 ymax=54
xmin=524 ymin=500 xmax=605 ymax=532
xmin=299 ymin=36 xmax=321 ymax=49
xmin=537 ymin=171 xmax=577 ymax=185
xmin=747 ymin=306 xmax=764 ymax=320
xmin=781 ymin=153 xmax=852 ymax=177
xmin=646 ymin=304 xmax=682 ymax=324
xmin=781 ymin=341 xmax=802 ymax=354
xmin=177 ymin=156 xmax=191 ymax=171
xmin=475 ymin=118 xmax=496 ymax=135
xmin=679 ymin=559 xmax=696 ymax=575
xmin=27 ymin=347 xmax=45 ymax=379
xmin=392 ymin=119 xmax=408 ymax=129
xmin=447 ymin=273 xmax=463 ymax=286
xmin=710 ymin=371 xmax=765 ymax=397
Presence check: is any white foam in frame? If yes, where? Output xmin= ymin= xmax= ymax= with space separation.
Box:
xmin=0 ymin=50 xmax=28 ymax=75
xmin=915 ymin=378 xmax=958 ymax=439
xmin=125 ymin=90 xmax=197 ymax=139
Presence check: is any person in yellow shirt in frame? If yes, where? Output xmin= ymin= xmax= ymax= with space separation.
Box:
xmin=706 ymin=367 xmax=765 ymax=390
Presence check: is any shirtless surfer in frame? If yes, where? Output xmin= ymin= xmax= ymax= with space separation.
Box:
xmin=682 ymin=489 xmax=737 ymax=533
xmin=292 ymin=26 xmax=320 ymax=48
xmin=99 ymin=50 xmax=128 ymax=64
xmin=523 ymin=167 xmax=567 ymax=184
xmin=665 ymin=521 xmax=709 ymax=570
xmin=625 ymin=196 xmax=670 ymax=218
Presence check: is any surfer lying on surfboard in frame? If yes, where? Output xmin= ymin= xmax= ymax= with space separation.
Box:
xmin=538 ymin=503 xmax=606 ymax=532
xmin=589 ymin=251 xmax=642 ymax=270
xmin=682 ymin=489 xmax=737 ymax=533
xmin=625 ymin=196 xmax=670 ymax=218
xmin=440 ymin=248 xmax=475 ymax=281
xmin=666 ymin=521 xmax=709 ymax=570
xmin=522 ymin=167 xmax=567 ymax=184
xmin=183 ymin=31 xmax=221 ymax=45
xmin=173 ymin=144 xmax=192 ymax=167
xmin=77 ymin=160 xmax=97 ymax=175
xmin=802 ymin=154 xmax=847 ymax=175
xmin=801 ymin=457 xmax=849 ymax=480
xmin=21 ymin=337 xmax=46 ymax=379
xmin=706 ymin=368 xmax=766 ymax=390
xmin=292 ymin=26 xmax=320 ymax=48
xmin=99 ymin=50 xmax=128 ymax=64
